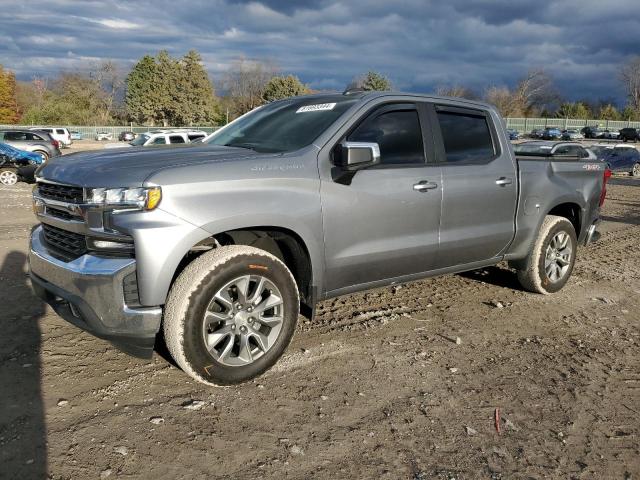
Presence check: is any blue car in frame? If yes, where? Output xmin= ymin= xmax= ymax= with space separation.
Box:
xmin=604 ymin=147 xmax=640 ymax=176
xmin=506 ymin=129 xmax=520 ymax=140
xmin=0 ymin=142 xmax=43 ymax=185
xmin=541 ymin=128 xmax=562 ymax=140
xmin=70 ymin=131 xmax=83 ymax=140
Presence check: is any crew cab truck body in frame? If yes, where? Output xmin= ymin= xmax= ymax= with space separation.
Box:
xmin=29 ymin=92 xmax=605 ymax=385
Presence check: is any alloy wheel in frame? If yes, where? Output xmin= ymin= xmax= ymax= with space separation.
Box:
xmin=544 ymin=231 xmax=573 ymax=282
xmin=0 ymin=170 xmax=18 ymax=186
xmin=202 ymin=275 xmax=284 ymax=367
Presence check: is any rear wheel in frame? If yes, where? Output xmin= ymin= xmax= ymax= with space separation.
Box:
xmin=633 ymin=163 xmax=640 ymax=177
xmin=163 ymin=245 xmax=299 ymax=386
xmin=0 ymin=168 xmax=18 ymax=186
xmin=516 ymin=215 xmax=577 ymax=294
xmin=34 ymin=150 xmax=48 ymax=162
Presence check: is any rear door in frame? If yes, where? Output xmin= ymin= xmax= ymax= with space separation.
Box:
xmin=320 ymin=102 xmax=442 ymax=293
xmin=429 ymin=104 xmax=517 ymax=268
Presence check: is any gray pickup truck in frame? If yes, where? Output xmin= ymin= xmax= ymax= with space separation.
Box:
xmin=29 ymin=92 xmax=607 ymax=385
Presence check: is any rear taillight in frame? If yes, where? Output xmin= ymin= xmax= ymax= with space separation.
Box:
xmin=599 ymin=168 xmax=612 ymax=207
xmin=52 ymin=140 xmax=60 ymax=149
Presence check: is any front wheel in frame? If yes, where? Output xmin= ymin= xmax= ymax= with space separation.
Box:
xmin=0 ymin=168 xmax=18 ymax=186
xmin=516 ymin=215 xmax=577 ymax=294
xmin=632 ymin=163 xmax=640 ymax=177
xmin=163 ymin=245 xmax=299 ymax=386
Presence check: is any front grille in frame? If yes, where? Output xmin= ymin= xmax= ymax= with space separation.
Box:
xmin=38 ymin=182 xmax=84 ymax=203
xmin=42 ymin=224 xmax=87 ymax=257
xmin=46 ymin=207 xmax=76 ymax=221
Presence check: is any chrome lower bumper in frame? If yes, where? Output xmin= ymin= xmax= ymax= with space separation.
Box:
xmin=29 ymin=225 xmax=162 ymax=358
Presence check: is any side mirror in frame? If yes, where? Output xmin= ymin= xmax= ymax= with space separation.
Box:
xmin=337 ymin=142 xmax=381 ymax=171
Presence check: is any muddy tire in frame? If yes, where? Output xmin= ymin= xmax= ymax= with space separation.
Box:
xmin=163 ymin=245 xmax=299 ymax=386
xmin=516 ymin=215 xmax=577 ymax=295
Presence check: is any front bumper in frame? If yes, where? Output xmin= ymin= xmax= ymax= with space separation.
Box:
xmin=29 ymin=225 xmax=162 ymax=358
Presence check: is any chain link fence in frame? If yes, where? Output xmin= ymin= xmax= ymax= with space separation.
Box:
xmin=2 ymin=118 xmax=640 ymax=138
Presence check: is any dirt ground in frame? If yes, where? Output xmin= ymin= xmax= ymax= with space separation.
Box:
xmin=1 ymin=171 xmax=639 ymax=479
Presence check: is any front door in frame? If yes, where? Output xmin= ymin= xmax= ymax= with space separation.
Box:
xmin=320 ymin=103 xmax=442 ymax=294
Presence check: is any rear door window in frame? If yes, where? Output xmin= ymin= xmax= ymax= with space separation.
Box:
xmin=56 ymin=129 xmax=65 ymax=134
xmin=151 ymin=137 xmax=167 ymax=145
xmin=436 ymin=110 xmax=495 ymax=163
xmin=188 ymin=134 xmax=205 ymax=141
xmin=168 ymin=135 xmax=186 ymax=144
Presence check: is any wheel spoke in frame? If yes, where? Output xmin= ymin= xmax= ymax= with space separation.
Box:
xmin=205 ymin=310 xmax=229 ymax=324
xmin=207 ymin=325 xmax=233 ymax=349
xmin=253 ymin=292 xmax=283 ymax=315
xmin=257 ymin=314 xmax=283 ymax=327
xmin=248 ymin=276 xmax=266 ymax=304
xmin=250 ymin=331 xmax=270 ymax=352
xmin=214 ymin=289 xmax=234 ymax=309
xmin=218 ymin=334 xmax=235 ymax=360
xmin=238 ymin=335 xmax=253 ymax=363
xmin=232 ymin=275 xmax=251 ymax=304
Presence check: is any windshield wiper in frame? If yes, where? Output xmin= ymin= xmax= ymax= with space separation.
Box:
xmin=223 ymin=142 xmax=257 ymax=151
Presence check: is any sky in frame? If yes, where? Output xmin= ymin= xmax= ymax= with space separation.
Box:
xmin=1 ymin=0 xmax=639 ymax=104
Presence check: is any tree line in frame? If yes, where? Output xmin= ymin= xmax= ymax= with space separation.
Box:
xmin=1 ymin=51 xmax=639 ymax=126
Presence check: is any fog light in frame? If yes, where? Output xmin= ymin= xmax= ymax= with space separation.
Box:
xmin=88 ymin=238 xmax=134 ymax=251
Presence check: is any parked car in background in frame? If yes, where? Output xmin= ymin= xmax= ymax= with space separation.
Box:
xmin=30 ymin=127 xmax=72 ymax=148
xmin=581 ymin=126 xmax=603 ymax=139
xmin=0 ymin=129 xmax=62 ymax=162
xmin=506 ymin=128 xmax=519 ymax=140
xmin=529 ymin=128 xmax=544 ymax=138
xmin=514 ymin=141 xmax=595 ymax=160
xmin=541 ymin=127 xmax=562 ymax=140
xmin=0 ymin=142 xmax=43 ymax=185
xmin=96 ymin=131 xmax=114 ymax=141
xmin=561 ymin=129 xmax=584 ymax=140
xmin=619 ymin=127 xmax=640 ymax=142
xmin=602 ymin=129 xmax=620 ymax=139
xmin=104 ymin=129 xmax=207 ymax=149
xmin=602 ymin=146 xmax=640 ymax=176
xmin=70 ymin=131 xmax=83 ymax=141
xmin=118 ymin=131 xmax=135 ymax=141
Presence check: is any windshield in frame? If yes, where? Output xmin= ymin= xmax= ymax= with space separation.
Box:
xmin=206 ymin=96 xmax=359 ymax=153
xmin=130 ymin=134 xmax=149 ymax=146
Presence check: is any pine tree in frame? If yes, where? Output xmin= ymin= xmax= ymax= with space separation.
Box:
xmin=173 ymin=50 xmax=218 ymax=126
xmin=262 ymin=75 xmax=309 ymax=102
xmin=125 ymin=55 xmax=161 ymax=125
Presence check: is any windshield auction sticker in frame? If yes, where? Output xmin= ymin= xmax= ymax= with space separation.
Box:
xmin=296 ymin=103 xmax=336 ymax=113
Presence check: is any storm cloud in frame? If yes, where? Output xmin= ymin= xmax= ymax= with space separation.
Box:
xmin=1 ymin=0 xmax=638 ymax=102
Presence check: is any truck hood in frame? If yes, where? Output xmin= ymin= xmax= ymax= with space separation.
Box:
xmin=35 ymin=144 xmax=260 ymax=187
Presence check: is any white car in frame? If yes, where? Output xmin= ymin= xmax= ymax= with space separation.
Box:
xmin=95 ymin=131 xmax=114 ymax=141
xmin=103 ymin=129 xmax=207 ymax=149
xmin=30 ymin=127 xmax=72 ymax=147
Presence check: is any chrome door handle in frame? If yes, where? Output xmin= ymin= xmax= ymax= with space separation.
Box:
xmin=495 ymin=177 xmax=513 ymax=186
xmin=413 ymin=180 xmax=438 ymax=192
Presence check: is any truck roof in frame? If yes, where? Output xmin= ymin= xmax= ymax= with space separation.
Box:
xmin=285 ymin=91 xmax=496 ymax=111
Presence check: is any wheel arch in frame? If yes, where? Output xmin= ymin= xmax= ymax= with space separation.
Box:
xmin=174 ymin=226 xmax=317 ymax=319
xmin=547 ymin=202 xmax=582 ymax=237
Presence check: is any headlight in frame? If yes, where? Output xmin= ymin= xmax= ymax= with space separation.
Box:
xmin=86 ymin=186 xmax=162 ymax=210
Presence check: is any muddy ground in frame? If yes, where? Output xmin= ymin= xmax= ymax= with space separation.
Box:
xmin=1 ymin=175 xmax=639 ymax=480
